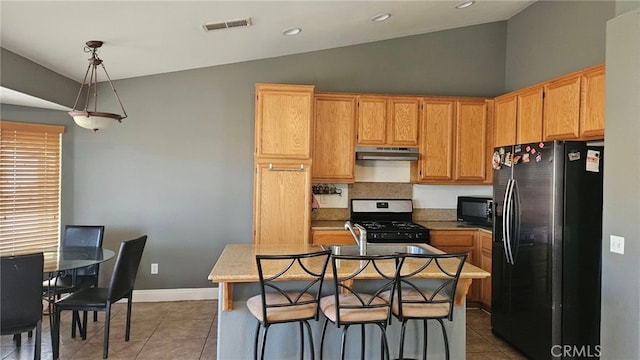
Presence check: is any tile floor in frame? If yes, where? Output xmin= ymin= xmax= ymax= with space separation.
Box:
xmin=466 ymin=307 xmax=527 ymax=360
xmin=1 ymin=301 xmax=525 ymax=359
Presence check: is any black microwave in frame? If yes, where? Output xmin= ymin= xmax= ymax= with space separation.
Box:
xmin=457 ymin=196 xmax=493 ymax=226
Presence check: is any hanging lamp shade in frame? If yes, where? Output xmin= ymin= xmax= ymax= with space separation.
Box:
xmin=68 ymin=41 xmax=127 ymax=131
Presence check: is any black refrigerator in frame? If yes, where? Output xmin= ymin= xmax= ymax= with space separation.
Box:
xmin=491 ymin=141 xmax=604 ymax=360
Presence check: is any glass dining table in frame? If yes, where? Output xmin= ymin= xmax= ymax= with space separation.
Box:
xmin=41 ymin=246 xmax=115 ymax=273
xmin=0 ymin=246 xmax=116 ymax=273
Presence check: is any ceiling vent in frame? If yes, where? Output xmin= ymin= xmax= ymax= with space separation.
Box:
xmin=203 ymin=18 xmax=252 ymax=32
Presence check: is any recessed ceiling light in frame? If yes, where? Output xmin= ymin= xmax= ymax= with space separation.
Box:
xmin=282 ymin=27 xmax=302 ymax=36
xmin=455 ymin=1 xmax=475 ymax=9
xmin=371 ymin=13 xmax=391 ymax=22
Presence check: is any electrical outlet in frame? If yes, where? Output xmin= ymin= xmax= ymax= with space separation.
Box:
xmin=610 ymin=235 xmax=625 ymax=254
xmin=151 ymin=263 xmax=159 ymax=274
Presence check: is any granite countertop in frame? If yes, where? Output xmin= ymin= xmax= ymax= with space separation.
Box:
xmin=209 ymin=244 xmax=489 ymax=283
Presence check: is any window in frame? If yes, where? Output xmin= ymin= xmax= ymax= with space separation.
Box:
xmin=0 ymin=120 xmax=64 ymax=253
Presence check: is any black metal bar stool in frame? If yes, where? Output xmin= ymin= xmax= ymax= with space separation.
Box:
xmin=319 ymin=254 xmax=400 ymax=360
xmin=247 ymin=250 xmax=331 ymax=360
xmin=384 ymin=253 xmax=467 ymax=360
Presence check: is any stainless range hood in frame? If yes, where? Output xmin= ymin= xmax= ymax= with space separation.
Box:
xmin=355 ymin=146 xmax=419 ymax=161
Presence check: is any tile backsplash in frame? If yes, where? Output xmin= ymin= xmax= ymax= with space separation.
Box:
xmin=311 ymin=182 xmax=490 ymax=222
xmin=312 ymin=182 xmax=459 ymax=221
xmin=349 ymin=182 xmax=412 ymax=199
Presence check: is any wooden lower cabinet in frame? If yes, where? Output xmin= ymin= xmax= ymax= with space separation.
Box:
xmin=429 ymin=230 xmax=479 ymax=302
xmin=479 ymin=230 xmax=492 ymax=310
xmin=311 ymin=229 xmax=356 ymax=245
xmin=430 ymin=229 xmax=492 ymax=308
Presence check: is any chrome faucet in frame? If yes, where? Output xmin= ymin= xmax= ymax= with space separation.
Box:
xmin=344 ymin=221 xmax=367 ymax=255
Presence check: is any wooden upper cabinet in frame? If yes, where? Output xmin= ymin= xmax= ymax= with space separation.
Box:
xmin=312 ymin=93 xmax=357 ymax=183
xmin=388 ymin=97 xmax=420 ymax=146
xmin=493 ymin=86 xmax=543 ymax=148
xmin=455 ymin=100 xmax=489 ymax=182
xmin=494 ymin=64 xmax=605 ymax=146
xmin=253 ymin=159 xmax=312 ymax=245
xmin=543 ymin=75 xmax=581 ymax=141
xmin=493 ymin=94 xmax=517 ymax=147
xmin=356 ymin=96 xmax=387 ymax=145
xmin=579 ymin=65 xmax=605 ymax=139
xmin=419 ymin=99 xmax=455 ymax=181
xmin=255 ymin=83 xmax=314 ymax=159
xmin=516 ymin=86 xmax=544 ymax=144
xmin=356 ymin=95 xmax=420 ymax=146
xmin=416 ymin=98 xmax=490 ymax=184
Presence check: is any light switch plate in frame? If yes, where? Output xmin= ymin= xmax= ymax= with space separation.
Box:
xmin=151 ymin=263 xmax=159 ymax=274
xmin=610 ymin=235 xmax=625 ymax=254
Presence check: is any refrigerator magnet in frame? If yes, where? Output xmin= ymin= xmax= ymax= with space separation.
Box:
xmin=536 ymin=153 xmax=542 ymax=162
xmin=513 ymin=155 xmax=521 ymax=164
xmin=492 ymin=152 xmax=502 ymax=169
xmin=522 ymin=153 xmax=530 ymax=163
xmin=504 ymin=152 xmax=513 ymax=167
xmin=515 ymin=145 xmax=522 ymax=153
xmin=586 ymin=150 xmax=600 ymax=172
xmin=568 ymin=151 xmax=581 ymax=161
xmin=539 ymin=142 xmax=545 ymax=148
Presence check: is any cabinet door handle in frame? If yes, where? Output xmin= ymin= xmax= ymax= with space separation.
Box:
xmin=268 ymin=163 xmax=305 ymax=172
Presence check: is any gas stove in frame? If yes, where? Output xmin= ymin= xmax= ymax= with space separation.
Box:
xmin=350 ymin=199 xmax=430 ymax=244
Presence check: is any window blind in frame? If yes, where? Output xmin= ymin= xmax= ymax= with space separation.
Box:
xmin=0 ymin=121 xmax=64 ymax=253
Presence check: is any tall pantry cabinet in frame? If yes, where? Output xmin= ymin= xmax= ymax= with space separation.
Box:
xmin=253 ymin=83 xmax=314 ymax=245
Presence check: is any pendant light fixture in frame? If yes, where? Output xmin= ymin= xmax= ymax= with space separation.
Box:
xmin=68 ymin=40 xmax=127 ymax=131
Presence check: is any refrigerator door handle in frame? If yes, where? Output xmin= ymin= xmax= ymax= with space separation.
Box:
xmin=503 ymin=179 xmax=515 ymax=264
xmin=510 ymin=179 xmax=521 ymax=264
xmin=501 ymin=179 xmax=510 ymax=264
xmin=506 ymin=179 xmax=516 ymax=264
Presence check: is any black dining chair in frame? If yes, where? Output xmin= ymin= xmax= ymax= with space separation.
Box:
xmin=247 ymin=250 xmax=331 ymax=360
xmin=52 ymin=235 xmax=147 ymax=359
xmin=43 ymin=225 xmax=105 ymax=297
xmin=43 ymin=225 xmax=105 ymax=334
xmin=387 ymin=252 xmax=467 ymax=360
xmin=319 ymin=254 xmax=399 ymax=360
xmin=1 ymin=252 xmax=44 ymax=360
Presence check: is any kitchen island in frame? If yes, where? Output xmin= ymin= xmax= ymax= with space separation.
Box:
xmin=208 ymin=243 xmax=489 ymax=359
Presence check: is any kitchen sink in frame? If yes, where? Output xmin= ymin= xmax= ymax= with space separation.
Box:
xmin=322 ymin=244 xmax=434 ymax=256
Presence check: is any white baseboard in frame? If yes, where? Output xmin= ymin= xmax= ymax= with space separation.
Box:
xmin=127 ymin=287 xmax=218 ymax=302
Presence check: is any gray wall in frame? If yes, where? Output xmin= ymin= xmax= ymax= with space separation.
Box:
xmin=616 ymin=0 xmax=640 ymax=15
xmin=1 ymin=48 xmax=78 ymax=108
xmin=601 ymin=8 xmax=640 ymax=359
xmin=0 ymin=21 xmax=507 ymax=289
xmin=505 ymin=1 xmax=614 ymax=91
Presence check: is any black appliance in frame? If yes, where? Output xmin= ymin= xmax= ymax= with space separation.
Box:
xmin=492 ymin=141 xmax=604 ymax=360
xmin=350 ymin=199 xmax=430 ymax=243
xmin=457 ymin=196 xmax=493 ymax=226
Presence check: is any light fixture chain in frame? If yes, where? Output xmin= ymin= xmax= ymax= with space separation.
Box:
xmin=92 ymin=62 xmax=99 ymax=113
xmin=99 ymin=63 xmax=128 ymax=120
xmin=71 ymin=62 xmax=94 ymax=111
